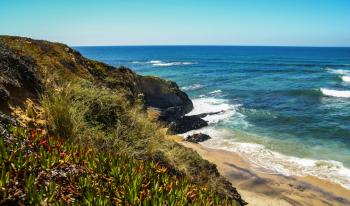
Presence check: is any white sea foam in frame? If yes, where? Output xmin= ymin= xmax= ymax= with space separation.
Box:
xmin=131 ymin=60 xmax=195 ymax=66
xmin=187 ymin=97 xmax=242 ymax=124
xmin=146 ymin=60 xmax=196 ymax=67
xmin=209 ymin=90 xmax=222 ymax=95
xmin=342 ymin=76 xmax=350 ymax=82
xmin=181 ymin=84 xmax=203 ymax=91
xmin=148 ymin=60 xmax=162 ymax=64
xmin=320 ymin=88 xmax=350 ymax=98
xmin=181 ymin=127 xmax=350 ymax=190
xmin=326 ymin=67 xmax=350 ymax=75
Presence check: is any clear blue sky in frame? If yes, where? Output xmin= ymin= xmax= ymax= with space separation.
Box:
xmin=1 ymin=0 xmax=349 ymax=46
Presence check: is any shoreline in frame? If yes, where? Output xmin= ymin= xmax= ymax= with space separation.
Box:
xmin=169 ymin=135 xmax=350 ymax=206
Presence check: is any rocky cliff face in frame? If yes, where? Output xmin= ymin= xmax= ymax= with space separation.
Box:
xmin=138 ymin=76 xmax=193 ymax=115
xmin=0 ymin=44 xmax=41 ymax=111
xmin=0 ymin=36 xmax=192 ymax=116
xmin=0 ymin=36 xmax=245 ymax=205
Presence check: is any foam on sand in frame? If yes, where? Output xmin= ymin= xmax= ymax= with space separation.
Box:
xmin=182 ymin=127 xmax=350 ymax=190
xmin=320 ymin=88 xmax=350 ymax=98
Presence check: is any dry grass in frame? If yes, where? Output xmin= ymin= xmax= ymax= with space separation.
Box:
xmin=38 ymin=82 xmax=243 ymax=203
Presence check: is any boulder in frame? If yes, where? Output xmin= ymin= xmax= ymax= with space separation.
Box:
xmin=192 ymin=111 xmax=223 ymax=119
xmin=186 ymin=133 xmax=211 ymax=143
xmin=138 ymin=76 xmax=193 ymax=117
xmin=0 ymin=43 xmax=41 ymax=111
xmin=167 ymin=115 xmax=208 ymax=134
xmin=0 ymin=112 xmax=17 ymax=138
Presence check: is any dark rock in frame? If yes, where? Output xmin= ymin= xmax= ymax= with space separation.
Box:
xmin=138 ymin=76 xmax=193 ymax=117
xmin=0 ymin=36 xmax=193 ymax=120
xmin=0 ymin=112 xmax=17 ymax=138
xmin=158 ymin=106 xmax=187 ymax=122
xmin=0 ymin=43 xmax=41 ymax=111
xmin=186 ymin=133 xmax=211 ymax=143
xmin=167 ymin=115 xmax=208 ymax=134
xmin=192 ymin=111 xmax=223 ymax=119
xmin=161 ymin=111 xmax=224 ymax=135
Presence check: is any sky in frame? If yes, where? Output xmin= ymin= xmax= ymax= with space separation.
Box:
xmin=0 ymin=0 xmax=350 ymax=47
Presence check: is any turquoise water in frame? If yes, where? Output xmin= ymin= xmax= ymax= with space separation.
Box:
xmin=76 ymin=46 xmax=350 ymax=189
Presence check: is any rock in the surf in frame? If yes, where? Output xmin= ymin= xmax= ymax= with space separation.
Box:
xmin=167 ymin=115 xmax=208 ymax=134
xmin=186 ymin=133 xmax=211 ymax=143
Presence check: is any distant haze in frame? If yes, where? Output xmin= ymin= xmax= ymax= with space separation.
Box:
xmin=0 ymin=0 xmax=349 ymax=47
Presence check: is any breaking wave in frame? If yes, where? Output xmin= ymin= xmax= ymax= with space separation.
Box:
xmin=186 ymin=97 xmax=242 ymax=124
xmin=326 ymin=67 xmax=350 ymax=75
xmin=132 ymin=60 xmax=197 ymax=67
xmin=182 ymin=128 xmax=350 ymax=190
xmin=342 ymin=76 xmax=350 ymax=82
xmin=181 ymin=84 xmax=203 ymax=91
xmin=320 ymin=88 xmax=350 ymax=98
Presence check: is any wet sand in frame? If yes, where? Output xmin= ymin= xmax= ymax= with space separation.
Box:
xmin=173 ymin=136 xmax=350 ymax=206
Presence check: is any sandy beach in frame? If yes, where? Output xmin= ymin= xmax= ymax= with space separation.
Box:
xmin=170 ymin=135 xmax=350 ymax=206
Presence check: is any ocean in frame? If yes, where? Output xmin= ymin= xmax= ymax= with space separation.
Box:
xmin=75 ymin=46 xmax=350 ymax=189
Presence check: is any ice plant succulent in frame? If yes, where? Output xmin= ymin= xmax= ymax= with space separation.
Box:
xmin=0 ymin=127 xmax=239 ymax=205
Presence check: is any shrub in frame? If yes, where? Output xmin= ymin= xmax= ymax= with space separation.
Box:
xmin=39 ymin=82 xmax=243 ymax=204
xmin=0 ymin=127 xmax=239 ymax=206
xmin=41 ymin=87 xmax=76 ymax=139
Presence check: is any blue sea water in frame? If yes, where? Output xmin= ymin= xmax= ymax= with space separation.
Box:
xmin=76 ymin=46 xmax=350 ymax=189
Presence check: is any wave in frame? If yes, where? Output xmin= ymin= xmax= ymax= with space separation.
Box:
xmin=182 ymin=128 xmax=350 ymax=190
xmin=132 ymin=60 xmax=197 ymax=67
xmin=186 ymin=97 xmax=242 ymax=124
xmin=209 ymin=90 xmax=222 ymax=95
xmin=286 ymin=88 xmax=322 ymax=98
xmin=342 ymin=76 xmax=350 ymax=82
xmin=230 ymin=61 xmax=350 ymax=68
xmin=326 ymin=67 xmax=350 ymax=75
xmin=320 ymin=88 xmax=350 ymax=98
xmin=181 ymin=84 xmax=203 ymax=91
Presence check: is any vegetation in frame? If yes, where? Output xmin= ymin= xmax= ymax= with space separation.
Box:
xmin=0 ymin=127 xmax=238 ymax=205
xmin=0 ymin=36 xmax=245 ymax=205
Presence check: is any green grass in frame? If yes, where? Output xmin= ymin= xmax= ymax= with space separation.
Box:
xmin=0 ymin=36 xmax=245 ymax=205
xmin=38 ymin=82 xmax=242 ymax=203
xmin=41 ymin=82 xmax=163 ymax=153
xmin=0 ymin=127 xmax=238 ymax=205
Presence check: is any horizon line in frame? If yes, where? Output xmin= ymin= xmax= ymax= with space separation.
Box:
xmin=72 ymin=44 xmax=350 ymax=48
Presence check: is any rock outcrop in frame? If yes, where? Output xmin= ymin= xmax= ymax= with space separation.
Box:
xmin=167 ymin=115 xmax=208 ymax=134
xmin=0 ymin=35 xmax=198 ymax=135
xmin=138 ymin=76 xmax=193 ymax=116
xmin=0 ymin=35 xmax=192 ymax=119
xmin=186 ymin=133 xmax=211 ymax=143
xmin=0 ymin=111 xmax=17 ymax=138
xmin=0 ymin=44 xmax=41 ymax=112
xmin=0 ymin=35 xmax=245 ymax=206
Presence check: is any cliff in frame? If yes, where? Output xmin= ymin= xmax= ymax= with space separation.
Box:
xmin=0 ymin=36 xmax=245 ymax=205
xmin=0 ymin=35 xmax=192 ymax=114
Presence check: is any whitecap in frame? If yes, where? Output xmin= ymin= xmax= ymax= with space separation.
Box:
xmin=326 ymin=67 xmax=350 ymax=75
xmin=342 ymin=76 xmax=350 ymax=82
xmin=181 ymin=84 xmax=203 ymax=91
xmin=209 ymin=90 xmax=222 ymax=95
xmin=187 ymin=97 xmax=241 ymax=124
xmin=146 ymin=60 xmax=196 ymax=67
xmin=320 ymin=88 xmax=350 ymax=98
xmin=153 ymin=62 xmax=178 ymax=67
xmin=148 ymin=60 xmax=162 ymax=64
